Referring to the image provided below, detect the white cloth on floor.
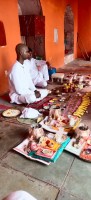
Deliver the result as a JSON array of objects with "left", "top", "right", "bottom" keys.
[
  {"left": 24, "top": 58, "right": 49, "bottom": 87},
  {"left": 20, "top": 108, "right": 40, "bottom": 119},
  {"left": 3, "top": 190, "right": 37, "bottom": 200},
  {"left": 9, "top": 61, "right": 48, "bottom": 104}
]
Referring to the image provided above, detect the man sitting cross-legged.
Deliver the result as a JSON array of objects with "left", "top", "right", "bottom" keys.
[{"left": 9, "top": 43, "right": 48, "bottom": 104}]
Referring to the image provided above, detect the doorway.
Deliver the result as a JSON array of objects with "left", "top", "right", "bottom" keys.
[
  {"left": 64, "top": 5, "right": 74, "bottom": 64},
  {"left": 18, "top": 0, "right": 45, "bottom": 59}
]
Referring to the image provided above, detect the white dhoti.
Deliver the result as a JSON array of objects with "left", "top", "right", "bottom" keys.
[{"left": 9, "top": 89, "right": 49, "bottom": 104}]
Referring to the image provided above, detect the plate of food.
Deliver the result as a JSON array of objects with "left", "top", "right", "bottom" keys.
[
  {"left": 2, "top": 108, "right": 21, "bottom": 118},
  {"left": 40, "top": 114, "right": 80, "bottom": 134},
  {"left": 40, "top": 116, "right": 68, "bottom": 133}
]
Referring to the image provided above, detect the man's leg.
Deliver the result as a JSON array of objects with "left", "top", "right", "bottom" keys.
[
  {"left": 19, "top": 94, "right": 36, "bottom": 104},
  {"left": 10, "top": 93, "right": 36, "bottom": 104}
]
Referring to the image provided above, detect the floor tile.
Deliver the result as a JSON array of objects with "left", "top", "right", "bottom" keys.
[
  {"left": 63, "top": 157, "right": 91, "bottom": 200},
  {"left": 2, "top": 151, "right": 74, "bottom": 188},
  {"left": 57, "top": 190, "right": 83, "bottom": 200},
  {"left": 0, "top": 121, "right": 28, "bottom": 158},
  {"left": 0, "top": 165, "right": 58, "bottom": 200}
]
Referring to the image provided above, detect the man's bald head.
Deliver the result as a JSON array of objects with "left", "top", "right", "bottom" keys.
[
  {"left": 15, "top": 43, "right": 30, "bottom": 62},
  {"left": 15, "top": 43, "right": 27, "bottom": 55}
]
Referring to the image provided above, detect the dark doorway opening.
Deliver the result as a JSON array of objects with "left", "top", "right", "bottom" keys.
[
  {"left": 64, "top": 5, "right": 74, "bottom": 64},
  {"left": 18, "top": 0, "right": 45, "bottom": 59}
]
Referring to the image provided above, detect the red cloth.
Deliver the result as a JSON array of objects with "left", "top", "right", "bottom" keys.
[{"left": 27, "top": 96, "right": 52, "bottom": 109}]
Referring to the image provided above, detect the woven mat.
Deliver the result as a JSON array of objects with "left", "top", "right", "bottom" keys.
[
  {"left": 0, "top": 104, "right": 11, "bottom": 111},
  {"left": 27, "top": 96, "right": 53, "bottom": 109}
]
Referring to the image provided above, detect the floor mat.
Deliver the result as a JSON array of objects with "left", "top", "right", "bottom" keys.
[
  {"left": 0, "top": 93, "right": 10, "bottom": 102},
  {"left": 0, "top": 104, "right": 11, "bottom": 111}
]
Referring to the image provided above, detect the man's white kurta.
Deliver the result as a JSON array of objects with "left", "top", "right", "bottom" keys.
[{"left": 9, "top": 61, "right": 48, "bottom": 104}]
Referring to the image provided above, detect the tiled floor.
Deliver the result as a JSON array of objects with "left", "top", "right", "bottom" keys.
[{"left": 0, "top": 59, "right": 91, "bottom": 200}]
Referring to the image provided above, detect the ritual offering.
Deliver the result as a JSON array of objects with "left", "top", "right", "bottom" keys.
[
  {"left": 13, "top": 86, "right": 91, "bottom": 163},
  {"left": 40, "top": 107, "right": 80, "bottom": 133},
  {"left": 13, "top": 138, "right": 50, "bottom": 165},
  {"left": 75, "top": 125, "right": 90, "bottom": 140},
  {"left": 41, "top": 116, "right": 68, "bottom": 133},
  {"left": 26, "top": 131, "right": 70, "bottom": 163},
  {"left": 73, "top": 93, "right": 90, "bottom": 118},
  {"left": 13, "top": 127, "right": 70, "bottom": 164},
  {"left": 65, "top": 123, "right": 91, "bottom": 162},
  {"left": 43, "top": 103, "right": 50, "bottom": 110},
  {"left": 80, "top": 141, "right": 91, "bottom": 161},
  {"left": 2, "top": 108, "right": 21, "bottom": 117},
  {"left": 68, "top": 115, "right": 80, "bottom": 129},
  {"left": 62, "top": 83, "right": 77, "bottom": 93},
  {"left": 29, "top": 124, "right": 45, "bottom": 140},
  {"left": 63, "top": 92, "right": 90, "bottom": 117},
  {"left": 51, "top": 87, "right": 62, "bottom": 95}
]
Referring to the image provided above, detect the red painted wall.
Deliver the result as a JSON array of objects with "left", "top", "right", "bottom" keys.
[
  {"left": 0, "top": 0, "right": 21, "bottom": 94},
  {"left": 78, "top": 0, "right": 91, "bottom": 59},
  {"left": 40, "top": 0, "right": 78, "bottom": 67}
]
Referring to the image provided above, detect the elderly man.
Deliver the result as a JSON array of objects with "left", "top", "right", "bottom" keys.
[
  {"left": 24, "top": 48, "right": 49, "bottom": 87},
  {"left": 9, "top": 43, "right": 48, "bottom": 104}
]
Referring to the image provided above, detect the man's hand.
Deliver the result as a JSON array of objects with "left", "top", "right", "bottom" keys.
[{"left": 34, "top": 90, "right": 41, "bottom": 98}]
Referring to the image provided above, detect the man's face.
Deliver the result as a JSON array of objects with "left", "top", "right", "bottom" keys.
[{"left": 21, "top": 46, "right": 30, "bottom": 60}]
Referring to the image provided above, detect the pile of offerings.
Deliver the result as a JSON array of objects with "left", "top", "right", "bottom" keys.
[
  {"left": 66, "top": 123, "right": 91, "bottom": 162},
  {"left": 23, "top": 124, "right": 70, "bottom": 163}
]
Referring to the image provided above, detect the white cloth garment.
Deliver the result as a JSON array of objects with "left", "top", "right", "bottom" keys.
[
  {"left": 24, "top": 58, "right": 49, "bottom": 87},
  {"left": 2, "top": 190, "right": 37, "bottom": 200},
  {"left": 20, "top": 108, "right": 40, "bottom": 119},
  {"left": 9, "top": 61, "right": 48, "bottom": 104}
]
